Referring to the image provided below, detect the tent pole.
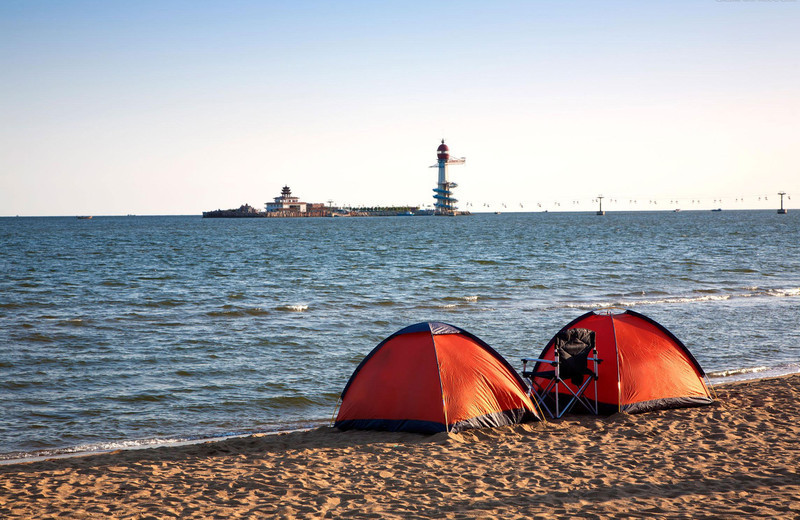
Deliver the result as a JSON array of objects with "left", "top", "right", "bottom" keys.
[
  {"left": 330, "top": 398, "right": 342, "bottom": 427},
  {"left": 704, "top": 374, "right": 718, "bottom": 400}
]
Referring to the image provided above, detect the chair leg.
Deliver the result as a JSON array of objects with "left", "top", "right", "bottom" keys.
[{"left": 529, "top": 379, "right": 557, "bottom": 419}]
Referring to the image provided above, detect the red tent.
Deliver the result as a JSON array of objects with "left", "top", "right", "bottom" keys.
[
  {"left": 531, "top": 310, "right": 713, "bottom": 414},
  {"left": 335, "top": 322, "right": 541, "bottom": 433}
]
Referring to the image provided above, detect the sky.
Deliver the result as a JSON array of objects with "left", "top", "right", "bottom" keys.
[{"left": 1, "top": 0, "right": 798, "bottom": 215}]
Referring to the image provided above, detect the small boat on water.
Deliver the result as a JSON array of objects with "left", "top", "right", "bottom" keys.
[
  {"left": 76, "top": 216, "right": 93, "bottom": 220},
  {"left": 711, "top": 208, "right": 722, "bottom": 212}
]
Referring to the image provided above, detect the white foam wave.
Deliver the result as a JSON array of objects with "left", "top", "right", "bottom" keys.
[
  {"left": 1, "top": 424, "right": 326, "bottom": 465},
  {"left": 707, "top": 363, "right": 800, "bottom": 384},
  {"left": 463, "top": 295, "right": 479, "bottom": 302},
  {"left": 277, "top": 304, "right": 309, "bottom": 312},
  {"left": 707, "top": 366, "right": 769, "bottom": 379},
  {"left": 766, "top": 287, "right": 800, "bottom": 297},
  {"left": 563, "top": 294, "right": 731, "bottom": 310},
  {"left": 561, "top": 286, "right": 799, "bottom": 311},
  {"left": 0, "top": 437, "right": 187, "bottom": 464}
]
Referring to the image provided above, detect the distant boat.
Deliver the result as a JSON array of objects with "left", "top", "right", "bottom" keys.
[
  {"left": 76, "top": 216, "right": 93, "bottom": 220},
  {"left": 711, "top": 208, "right": 722, "bottom": 212},
  {"left": 674, "top": 209, "right": 681, "bottom": 212},
  {"left": 396, "top": 211, "right": 414, "bottom": 216}
]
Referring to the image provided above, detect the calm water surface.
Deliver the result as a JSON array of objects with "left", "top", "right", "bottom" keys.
[{"left": 1, "top": 211, "right": 799, "bottom": 459}]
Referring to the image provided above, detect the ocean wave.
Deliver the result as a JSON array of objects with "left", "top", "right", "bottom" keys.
[
  {"left": 275, "top": 304, "right": 309, "bottom": 312},
  {"left": 100, "top": 279, "right": 126, "bottom": 287},
  {"left": 258, "top": 395, "right": 319, "bottom": 409},
  {"left": 469, "top": 259, "right": 500, "bottom": 265},
  {"left": 558, "top": 286, "right": 800, "bottom": 311},
  {"left": 0, "top": 421, "right": 329, "bottom": 464},
  {"left": 207, "top": 307, "right": 269, "bottom": 318},
  {"left": 561, "top": 294, "right": 732, "bottom": 310},
  {"left": 108, "top": 393, "right": 170, "bottom": 403},
  {"left": 707, "top": 366, "right": 768, "bottom": 379},
  {"left": 22, "top": 332, "right": 56, "bottom": 343},
  {"left": 442, "top": 295, "right": 480, "bottom": 303},
  {"left": 56, "top": 318, "right": 88, "bottom": 327},
  {"left": 0, "top": 436, "right": 191, "bottom": 463},
  {"left": 706, "top": 363, "right": 800, "bottom": 384},
  {"left": 765, "top": 287, "right": 800, "bottom": 297},
  {"left": 141, "top": 299, "right": 186, "bottom": 308}
]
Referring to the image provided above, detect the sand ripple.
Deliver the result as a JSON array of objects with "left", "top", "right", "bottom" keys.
[{"left": 2, "top": 375, "right": 799, "bottom": 519}]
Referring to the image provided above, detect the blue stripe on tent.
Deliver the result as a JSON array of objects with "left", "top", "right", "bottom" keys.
[
  {"left": 334, "top": 418, "right": 447, "bottom": 434},
  {"left": 336, "top": 408, "right": 540, "bottom": 434},
  {"left": 393, "top": 322, "right": 435, "bottom": 335},
  {"left": 449, "top": 408, "right": 539, "bottom": 433},
  {"left": 394, "top": 322, "right": 461, "bottom": 335},
  {"left": 537, "top": 396, "right": 714, "bottom": 416},
  {"left": 620, "top": 396, "right": 714, "bottom": 414}
]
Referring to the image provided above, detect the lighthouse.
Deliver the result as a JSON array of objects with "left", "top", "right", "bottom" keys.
[{"left": 431, "top": 139, "right": 465, "bottom": 216}]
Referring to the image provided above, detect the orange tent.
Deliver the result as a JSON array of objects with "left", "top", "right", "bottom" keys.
[
  {"left": 531, "top": 310, "right": 713, "bottom": 414},
  {"left": 335, "top": 322, "right": 541, "bottom": 433}
]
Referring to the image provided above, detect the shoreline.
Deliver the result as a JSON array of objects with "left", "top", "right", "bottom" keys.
[
  {"left": 2, "top": 364, "right": 798, "bottom": 466},
  {"left": 2, "top": 374, "right": 799, "bottom": 518}
]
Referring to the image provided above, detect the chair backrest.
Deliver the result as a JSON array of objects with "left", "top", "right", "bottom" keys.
[{"left": 554, "top": 328, "right": 595, "bottom": 384}]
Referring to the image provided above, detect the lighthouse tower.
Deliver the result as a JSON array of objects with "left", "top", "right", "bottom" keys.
[{"left": 431, "top": 139, "right": 465, "bottom": 216}]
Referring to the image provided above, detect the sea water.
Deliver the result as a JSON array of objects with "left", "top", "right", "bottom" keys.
[{"left": 1, "top": 211, "right": 799, "bottom": 460}]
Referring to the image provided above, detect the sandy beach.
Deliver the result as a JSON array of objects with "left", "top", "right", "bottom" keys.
[{"left": 2, "top": 374, "right": 799, "bottom": 519}]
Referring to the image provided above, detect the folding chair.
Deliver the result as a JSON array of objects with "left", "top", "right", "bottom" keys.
[{"left": 522, "top": 328, "right": 602, "bottom": 418}]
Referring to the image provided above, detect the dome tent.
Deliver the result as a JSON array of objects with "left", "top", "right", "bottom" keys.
[
  {"left": 335, "top": 322, "right": 541, "bottom": 433},
  {"left": 530, "top": 310, "right": 713, "bottom": 414}
]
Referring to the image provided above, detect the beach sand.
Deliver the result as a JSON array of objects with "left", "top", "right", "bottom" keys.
[{"left": 2, "top": 375, "right": 799, "bottom": 519}]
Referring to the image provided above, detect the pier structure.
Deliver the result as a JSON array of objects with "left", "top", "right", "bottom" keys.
[
  {"left": 430, "top": 139, "right": 465, "bottom": 216},
  {"left": 778, "top": 191, "right": 788, "bottom": 214},
  {"left": 266, "top": 186, "right": 307, "bottom": 213}
]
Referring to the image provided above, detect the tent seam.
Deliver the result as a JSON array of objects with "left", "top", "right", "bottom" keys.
[
  {"left": 429, "top": 323, "right": 449, "bottom": 433},
  {"left": 610, "top": 313, "right": 622, "bottom": 413}
]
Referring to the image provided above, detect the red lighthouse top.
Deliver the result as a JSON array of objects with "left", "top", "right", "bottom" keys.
[{"left": 437, "top": 139, "right": 449, "bottom": 161}]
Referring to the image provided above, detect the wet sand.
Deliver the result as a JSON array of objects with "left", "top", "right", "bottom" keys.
[{"left": 2, "top": 374, "right": 799, "bottom": 519}]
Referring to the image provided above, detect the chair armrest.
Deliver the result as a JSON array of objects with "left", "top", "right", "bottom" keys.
[{"left": 522, "top": 358, "right": 556, "bottom": 365}]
